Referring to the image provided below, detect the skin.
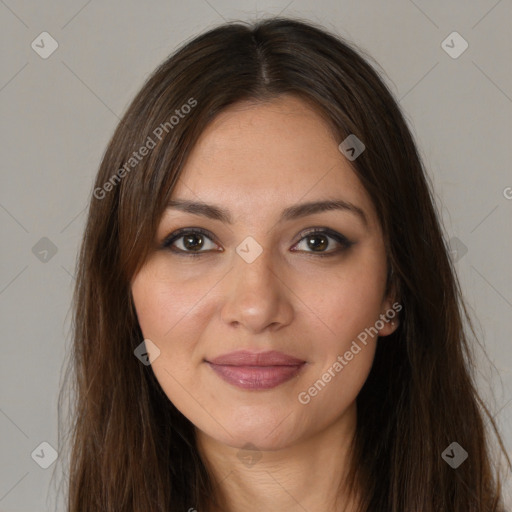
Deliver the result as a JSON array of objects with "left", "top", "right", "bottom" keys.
[{"left": 131, "top": 94, "right": 399, "bottom": 512}]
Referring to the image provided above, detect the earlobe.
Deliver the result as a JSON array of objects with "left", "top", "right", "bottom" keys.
[
  {"left": 377, "top": 309, "right": 400, "bottom": 337},
  {"left": 378, "top": 267, "right": 401, "bottom": 336},
  {"left": 384, "top": 316, "right": 399, "bottom": 335},
  {"left": 378, "top": 296, "right": 401, "bottom": 337}
]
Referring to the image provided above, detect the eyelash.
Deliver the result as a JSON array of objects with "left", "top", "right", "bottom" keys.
[{"left": 161, "top": 227, "right": 354, "bottom": 258}]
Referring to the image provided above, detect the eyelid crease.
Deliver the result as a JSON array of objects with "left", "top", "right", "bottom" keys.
[{"left": 294, "top": 226, "right": 353, "bottom": 245}]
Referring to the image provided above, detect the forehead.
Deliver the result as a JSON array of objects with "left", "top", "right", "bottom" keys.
[{"left": 171, "top": 95, "right": 376, "bottom": 227}]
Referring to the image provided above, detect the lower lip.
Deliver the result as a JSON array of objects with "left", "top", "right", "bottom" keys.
[{"left": 207, "top": 363, "right": 305, "bottom": 390}]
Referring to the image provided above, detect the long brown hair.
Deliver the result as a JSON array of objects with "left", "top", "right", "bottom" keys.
[{"left": 56, "top": 17, "right": 510, "bottom": 511}]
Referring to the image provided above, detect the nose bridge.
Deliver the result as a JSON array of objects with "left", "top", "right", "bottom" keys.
[
  {"left": 237, "top": 239, "right": 273, "bottom": 280},
  {"left": 233, "top": 243, "right": 279, "bottom": 304},
  {"left": 220, "top": 242, "right": 293, "bottom": 332}
]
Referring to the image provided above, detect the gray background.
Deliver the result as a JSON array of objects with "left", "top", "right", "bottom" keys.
[{"left": 1, "top": 1, "right": 511, "bottom": 510}]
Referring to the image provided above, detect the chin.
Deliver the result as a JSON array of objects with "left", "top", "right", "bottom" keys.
[{"left": 202, "top": 408, "right": 304, "bottom": 452}]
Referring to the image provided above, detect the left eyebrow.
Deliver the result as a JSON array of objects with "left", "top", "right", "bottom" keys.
[
  {"left": 166, "top": 198, "right": 368, "bottom": 227},
  {"left": 280, "top": 199, "right": 368, "bottom": 227}
]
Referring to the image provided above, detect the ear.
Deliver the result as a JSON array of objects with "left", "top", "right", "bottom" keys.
[{"left": 377, "top": 275, "right": 401, "bottom": 337}]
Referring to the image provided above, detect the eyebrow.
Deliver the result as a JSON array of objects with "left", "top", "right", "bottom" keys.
[{"left": 166, "top": 198, "right": 368, "bottom": 227}]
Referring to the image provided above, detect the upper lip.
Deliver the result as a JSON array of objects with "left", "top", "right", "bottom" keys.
[{"left": 207, "top": 350, "right": 305, "bottom": 366}]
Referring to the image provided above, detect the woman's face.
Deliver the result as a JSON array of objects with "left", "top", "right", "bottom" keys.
[{"left": 131, "top": 95, "right": 398, "bottom": 451}]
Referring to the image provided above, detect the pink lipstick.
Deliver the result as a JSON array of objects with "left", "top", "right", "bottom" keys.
[{"left": 206, "top": 350, "right": 306, "bottom": 390}]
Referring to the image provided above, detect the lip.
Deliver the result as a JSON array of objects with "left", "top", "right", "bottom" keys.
[{"left": 206, "top": 350, "right": 306, "bottom": 390}]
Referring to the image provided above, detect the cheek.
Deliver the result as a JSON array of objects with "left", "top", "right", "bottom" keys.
[
  {"left": 297, "top": 253, "right": 386, "bottom": 351},
  {"left": 131, "top": 262, "right": 215, "bottom": 342},
  {"left": 297, "top": 340, "right": 376, "bottom": 431},
  {"left": 328, "top": 277, "right": 385, "bottom": 349},
  {"left": 293, "top": 254, "right": 385, "bottom": 405},
  {"left": 131, "top": 265, "right": 215, "bottom": 402},
  {"left": 295, "top": 274, "right": 382, "bottom": 416}
]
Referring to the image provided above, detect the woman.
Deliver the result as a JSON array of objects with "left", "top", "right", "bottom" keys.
[{"left": 59, "top": 17, "right": 509, "bottom": 511}]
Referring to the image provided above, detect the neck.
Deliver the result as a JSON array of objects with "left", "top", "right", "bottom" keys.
[{"left": 196, "top": 403, "right": 360, "bottom": 512}]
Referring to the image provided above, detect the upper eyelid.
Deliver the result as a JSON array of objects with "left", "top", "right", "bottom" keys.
[{"left": 162, "top": 227, "right": 219, "bottom": 246}]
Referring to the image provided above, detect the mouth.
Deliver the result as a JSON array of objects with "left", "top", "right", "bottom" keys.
[{"left": 205, "top": 350, "right": 306, "bottom": 390}]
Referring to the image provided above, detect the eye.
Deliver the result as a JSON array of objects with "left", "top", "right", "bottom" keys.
[
  {"left": 161, "top": 227, "right": 354, "bottom": 258},
  {"left": 291, "top": 228, "right": 354, "bottom": 257},
  {"left": 161, "top": 228, "right": 221, "bottom": 256}
]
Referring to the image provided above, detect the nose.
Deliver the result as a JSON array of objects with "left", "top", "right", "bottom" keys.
[{"left": 219, "top": 248, "right": 294, "bottom": 334}]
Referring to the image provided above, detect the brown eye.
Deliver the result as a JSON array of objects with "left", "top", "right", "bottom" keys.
[
  {"left": 162, "top": 228, "right": 221, "bottom": 255},
  {"left": 305, "top": 234, "right": 329, "bottom": 252},
  {"left": 182, "top": 233, "right": 205, "bottom": 251},
  {"left": 292, "top": 228, "right": 354, "bottom": 256}
]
